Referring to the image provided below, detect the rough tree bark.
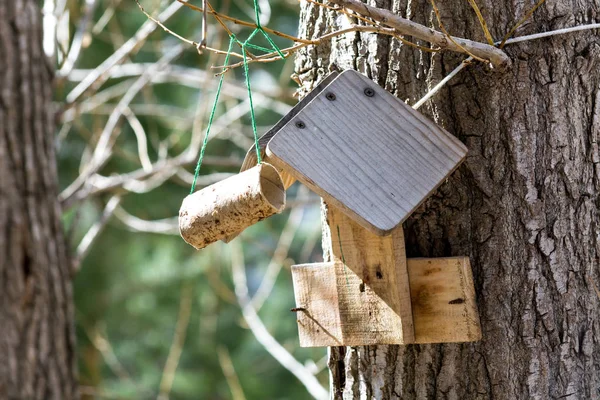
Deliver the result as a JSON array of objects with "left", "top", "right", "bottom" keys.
[
  {"left": 296, "top": 0, "right": 600, "bottom": 399},
  {"left": 0, "top": 1, "right": 78, "bottom": 399}
]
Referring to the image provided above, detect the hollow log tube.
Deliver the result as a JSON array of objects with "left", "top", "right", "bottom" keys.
[{"left": 179, "top": 163, "right": 286, "bottom": 249}]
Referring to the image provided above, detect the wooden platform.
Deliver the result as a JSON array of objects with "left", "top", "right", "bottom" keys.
[{"left": 291, "top": 256, "right": 481, "bottom": 347}]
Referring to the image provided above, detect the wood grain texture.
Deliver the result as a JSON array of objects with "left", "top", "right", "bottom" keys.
[
  {"left": 238, "top": 72, "right": 340, "bottom": 189},
  {"left": 291, "top": 262, "right": 344, "bottom": 347},
  {"left": 291, "top": 257, "right": 481, "bottom": 347},
  {"left": 325, "top": 204, "right": 414, "bottom": 345},
  {"left": 266, "top": 70, "right": 468, "bottom": 236},
  {"left": 408, "top": 257, "right": 481, "bottom": 344}
]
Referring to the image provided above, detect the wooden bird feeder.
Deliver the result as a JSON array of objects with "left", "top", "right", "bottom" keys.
[
  {"left": 181, "top": 69, "right": 482, "bottom": 346},
  {"left": 238, "top": 70, "right": 481, "bottom": 346}
]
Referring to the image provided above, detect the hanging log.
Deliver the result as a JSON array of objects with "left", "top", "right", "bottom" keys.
[{"left": 179, "top": 163, "right": 285, "bottom": 249}]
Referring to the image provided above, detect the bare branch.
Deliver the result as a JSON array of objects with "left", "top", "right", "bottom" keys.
[
  {"left": 251, "top": 185, "right": 309, "bottom": 311},
  {"left": 73, "top": 195, "right": 122, "bottom": 274},
  {"left": 176, "top": 0, "right": 313, "bottom": 44},
  {"left": 157, "top": 284, "right": 194, "bottom": 400},
  {"left": 57, "top": 0, "right": 98, "bottom": 77},
  {"left": 65, "top": 0, "right": 184, "bottom": 104},
  {"left": 114, "top": 207, "right": 179, "bottom": 235},
  {"left": 217, "top": 346, "right": 247, "bottom": 400},
  {"left": 123, "top": 107, "right": 153, "bottom": 172},
  {"left": 62, "top": 154, "right": 241, "bottom": 209},
  {"left": 327, "top": 0, "right": 510, "bottom": 69},
  {"left": 92, "top": 0, "right": 123, "bottom": 35},
  {"left": 66, "top": 64, "right": 293, "bottom": 114},
  {"left": 216, "top": 25, "right": 432, "bottom": 70},
  {"left": 230, "top": 241, "right": 328, "bottom": 400},
  {"left": 466, "top": 0, "right": 495, "bottom": 46},
  {"left": 412, "top": 57, "right": 472, "bottom": 110},
  {"left": 502, "top": 23, "right": 600, "bottom": 46},
  {"left": 60, "top": 44, "right": 185, "bottom": 206},
  {"left": 429, "top": 0, "right": 488, "bottom": 63}
]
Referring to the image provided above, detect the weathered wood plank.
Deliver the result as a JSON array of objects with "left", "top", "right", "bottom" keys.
[
  {"left": 408, "top": 257, "right": 481, "bottom": 344},
  {"left": 291, "top": 263, "right": 344, "bottom": 347},
  {"left": 266, "top": 70, "right": 467, "bottom": 236},
  {"left": 291, "top": 256, "right": 481, "bottom": 347},
  {"left": 324, "top": 204, "right": 414, "bottom": 345},
  {"left": 237, "top": 71, "right": 340, "bottom": 189}
]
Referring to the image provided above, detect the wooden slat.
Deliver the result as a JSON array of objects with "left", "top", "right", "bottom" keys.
[
  {"left": 408, "top": 257, "right": 481, "bottom": 344},
  {"left": 266, "top": 70, "right": 468, "bottom": 236},
  {"left": 291, "top": 263, "right": 344, "bottom": 347},
  {"left": 291, "top": 256, "right": 481, "bottom": 347},
  {"left": 325, "top": 204, "right": 414, "bottom": 345}
]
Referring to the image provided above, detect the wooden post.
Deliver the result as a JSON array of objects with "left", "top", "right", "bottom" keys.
[{"left": 322, "top": 203, "right": 415, "bottom": 345}]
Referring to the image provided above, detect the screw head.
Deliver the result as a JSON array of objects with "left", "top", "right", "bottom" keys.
[
  {"left": 325, "top": 92, "right": 336, "bottom": 101},
  {"left": 295, "top": 121, "right": 306, "bottom": 129},
  {"left": 364, "top": 88, "right": 375, "bottom": 97}
]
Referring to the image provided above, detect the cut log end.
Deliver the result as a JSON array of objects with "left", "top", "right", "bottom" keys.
[{"left": 179, "top": 163, "right": 285, "bottom": 249}]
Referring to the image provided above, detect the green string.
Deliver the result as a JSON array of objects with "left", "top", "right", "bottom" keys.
[
  {"left": 189, "top": 4, "right": 286, "bottom": 194},
  {"left": 242, "top": 44, "right": 262, "bottom": 165},
  {"left": 190, "top": 36, "right": 235, "bottom": 194}
]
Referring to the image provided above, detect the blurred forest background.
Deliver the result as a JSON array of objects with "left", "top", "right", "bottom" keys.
[{"left": 50, "top": 0, "right": 328, "bottom": 398}]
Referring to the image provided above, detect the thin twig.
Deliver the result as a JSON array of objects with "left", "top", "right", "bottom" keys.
[
  {"left": 500, "top": 0, "right": 547, "bottom": 48},
  {"left": 412, "top": 57, "right": 472, "bottom": 110},
  {"left": 57, "top": 0, "right": 98, "bottom": 77},
  {"left": 133, "top": 0, "right": 239, "bottom": 57},
  {"left": 217, "top": 346, "right": 247, "bottom": 400},
  {"left": 502, "top": 23, "right": 600, "bottom": 45},
  {"left": 92, "top": 0, "right": 123, "bottom": 34},
  {"left": 123, "top": 107, "right": 153, "bottom": 172},
  {"left": 430, "top": 0, "right": 487, "bottom": 63},
  {"left": 157, "top": 284, "right": 194, "bottom": 400},
  {"left": 176, "top": 0, "right": 313, "bottom": 44},
  {"left": 251, "top": 185, "right": 308, "bottom": 311},
  {"left": 230, "top": 241, "right": 328, "bottom": 400},
  {"left": 466, "top": 0, "right": 494, "bottom": 45},
  {"left": 114, "top": 207, "right": 179, "bottom": 235},
  {"left": 73, "top": 195, "right": 122, "bottom": 274},
  {"left": 411, "top": 22, "right": 600, "bottom": 108},
  {"left": 216, "top": 25, "right": 430, "bottom": 69},
  {"left": 60, "top": 44, "right": 185, "bottom": 206},
  {"left": 65, "top": 64, "right": 292, "bottom": 110},
  {"left": 200, "top": 0, "right": 208, "bottom": 49},
  {"left": 79, "top": 322, "right": 136, "bottom": 384},
  {"left": 65, "top": 1, "right": 184, "bottom": 104},
  {"left": 302, "top": 0, "right": 439, "bottom": 53}
]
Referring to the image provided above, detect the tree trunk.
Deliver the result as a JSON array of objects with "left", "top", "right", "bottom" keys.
[
  {"left": 296, "top": 1, "right": 600, "bottom": 398},
  {"left": 0, "top": 1, "right": 78, "bottom": 399}
]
